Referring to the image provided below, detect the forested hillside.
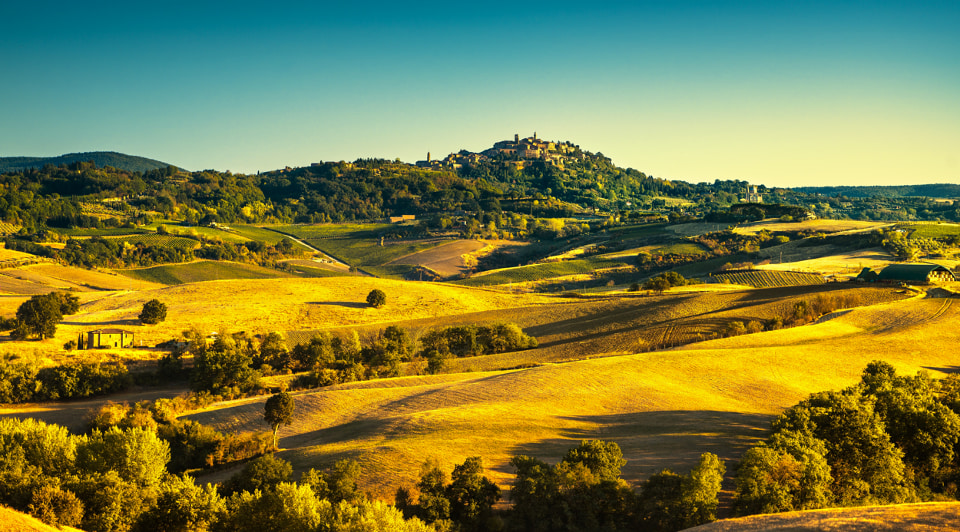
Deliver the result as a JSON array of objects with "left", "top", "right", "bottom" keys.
[{"left": 0, "top": 151, "right": 176, "bottom": 173}]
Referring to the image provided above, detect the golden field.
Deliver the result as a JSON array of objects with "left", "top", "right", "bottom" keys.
[{"left": 3, "top": 255, "right": 960, "bottom": 526}]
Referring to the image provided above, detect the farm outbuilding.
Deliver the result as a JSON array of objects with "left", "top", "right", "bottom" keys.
[
  {"left": 869, "top": 263, "right": 957, "bottom": 284},
  {"left": 80, "top": 329, "right": 134, "bottom": 349}
]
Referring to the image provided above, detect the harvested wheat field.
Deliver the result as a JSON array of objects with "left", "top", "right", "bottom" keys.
[
  {"left": 386, "top": 239, "right": 497, "bottom": 278},
  {"left": 733, "top": 219, "right": 892, "bottom": 235},
  {"left": 187, "top": 288, "right": 960, "bottom": 502},
  {"left": 687, "top": 501, "right": 960, "bottom": 531}
]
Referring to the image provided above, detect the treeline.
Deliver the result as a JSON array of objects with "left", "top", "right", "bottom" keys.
[
  {"left": 0, "top": 415, "right": 426, "bottom": 532},
  {"left": 399, "top": 439, "right": 724, "bottom": 532},
  {"left": 733, "top": 362, "right": 960, "bottom": 513},
  {"left": 0, "top": 358, "right": 130, "bottom": 403},
  {"left": 0, "top": 415, "right": 722, "bottom": 532},
  {"left": 4, "top": 232, "right": 300, "bottom": 269}
]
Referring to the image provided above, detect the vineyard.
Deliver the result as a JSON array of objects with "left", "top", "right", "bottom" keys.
[
  {"left": 710, "top": 269, "right": 825, "bottom": 288},
  {"left": 106, "top": 234, "right": 200, "bottom": 251}
]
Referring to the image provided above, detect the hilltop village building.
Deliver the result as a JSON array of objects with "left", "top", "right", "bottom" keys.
[{"left": 416, "top": 133, "right": 584, "bottom": 171}]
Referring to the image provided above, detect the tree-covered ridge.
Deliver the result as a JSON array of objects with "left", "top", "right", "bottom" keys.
[
  {"left": 796, "top": 184, "right": 960, "bottom": 199},
  {"left": 0, "top": 151, "right": 177, "bottom": 174}
]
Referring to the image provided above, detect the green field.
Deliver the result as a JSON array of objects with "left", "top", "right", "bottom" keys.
[
  {"left": 276, "top": 224, "right": 442, "bottom": 268},
  {"left": 652, "top": 242, "right": 709, "bottom": 256},
  {"left": 901, "top": 223, "right": 960, "bottom": 239},
  {"left": 710, "top": 270, "right": 825, "bottom": 288},
  {"left": 117, "top": 260, "right": 295, "bottom": 285},
  {"left": 455, "top": 257, "right": 628, "bottom": 286}
]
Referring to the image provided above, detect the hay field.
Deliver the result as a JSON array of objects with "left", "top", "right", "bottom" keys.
[
  {"left": 733, "top": 219, "right": 891, "bottom": 235},
  {"left": 187, "top": 286, "right": 947, "bottom": 501},
  {"left": 386, "top": 239, "right": 494, "bottom": 278},
  {"left": 755, "top": 248, "right": 894, "bottom": 275},
  {"left": 688, "top": 502, "right": 960, "bottom": 531}
]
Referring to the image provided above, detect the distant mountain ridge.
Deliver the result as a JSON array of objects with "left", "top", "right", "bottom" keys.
[
  {"left": 0, "top": 151, "right": 179, "bottom": 173},
  {"left": 795, "top": 184, "right": 960, "bottom": 198}
]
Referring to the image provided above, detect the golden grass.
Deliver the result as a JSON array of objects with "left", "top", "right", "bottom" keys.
[
  {"left": 0, "top": 505, "right": 82, "bottom": 532},
  {"left": 183, "top": 288, "right": 954, "bottom": 502},
  {"left": 687, "top": 502, "right": 960, "bottom": 531},
  {"left": 733, "top": 219, "right": 892, "bottom": 235},
  {"left": 385, "top": 239, "right": 493, "bottom": 277},
  {"left": 0, "top": 276, "right": 554, "bottom": 362}
]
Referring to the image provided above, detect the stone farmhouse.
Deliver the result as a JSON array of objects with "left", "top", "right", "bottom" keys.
[{"left": 79, "top": 329, "right": 135, "bottom": 349}]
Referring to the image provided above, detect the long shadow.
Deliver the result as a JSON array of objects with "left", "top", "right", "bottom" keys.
[
  {"left": 499, "top": 410, "right": 774, "bottom": 487},
  {"left": 309, "top": 301, "right": 369, "bottom": 309},
  {"left": 61, "top": 318, "right": 141, "bottom": 327},
  {"left": 923, "top": 366, "right": 960, "bottom": 374}
]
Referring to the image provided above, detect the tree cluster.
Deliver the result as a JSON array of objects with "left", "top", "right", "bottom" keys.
[{"left": 734, "top": 361, "right": 960, "bottom": 514}]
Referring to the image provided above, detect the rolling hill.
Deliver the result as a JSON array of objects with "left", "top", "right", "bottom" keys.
[{"left": 0, "top": 151, "right": 178, "bottom": 173}]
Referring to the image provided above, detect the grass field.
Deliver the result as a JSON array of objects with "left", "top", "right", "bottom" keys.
[
  {"left": 901, "top": 222, "right": 960, "bottom": 239},
  {"left": 688, "top": 502, "right": 960, "bottom": 531},
  {"left": 184, "top": 291, "right": 960, "bottom": 502},
  {"left": 116, "top": 260, "right": 294, "bottom": 285},
  {"left": 0, "top": 505, "right": 80, "bottom": 532}
]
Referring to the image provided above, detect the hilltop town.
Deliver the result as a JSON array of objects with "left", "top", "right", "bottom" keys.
[{"left": 416, "top": 132, "right": 585, "bottom": 171}]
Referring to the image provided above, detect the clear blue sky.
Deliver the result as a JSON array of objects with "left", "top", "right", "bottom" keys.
[{"left": 2, "top": 1, "right": 957, "bottom": 188}]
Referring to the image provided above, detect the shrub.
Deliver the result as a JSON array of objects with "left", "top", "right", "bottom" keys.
[
  {"left": 139, "top": 299, "right": 167, "bottom": 325},
  {"left": 366, "top": 288, "right": 387, "bottom": 309}
]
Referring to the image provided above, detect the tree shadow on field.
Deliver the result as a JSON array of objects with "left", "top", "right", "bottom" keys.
[
  {"left": 923, "top": 365, "right": 960, "bottom": 374},
  {"left": 309, "top": 301, "right": 369, "bottom": 309},
  {"left": 61, "top": 318, "right": 141, "bottom": 327},
  {"left": 499, "top": 410, "right": 773, "bottom": 486}
]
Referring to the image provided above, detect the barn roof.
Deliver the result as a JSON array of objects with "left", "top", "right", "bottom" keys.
[{"left": 876, "top": 263, "right": 955, "bottom": 282}]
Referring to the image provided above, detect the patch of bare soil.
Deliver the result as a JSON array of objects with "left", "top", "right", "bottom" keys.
[{"left": 387, "top": 239, "right": 495, "bottom": 277}]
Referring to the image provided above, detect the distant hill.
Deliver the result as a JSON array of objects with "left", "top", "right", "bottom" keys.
[
  {"left": 0, "top": 151, "right": 179, "bottom": 173},
  {"left": 796, "top": 184, "right": 960, "bottom": 198}
]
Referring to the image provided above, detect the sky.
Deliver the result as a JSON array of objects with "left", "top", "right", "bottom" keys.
[{"left": 1, "top": 1, "right": 958, "bottom": 188}]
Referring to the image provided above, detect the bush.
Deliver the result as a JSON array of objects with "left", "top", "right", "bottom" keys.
[
  {"left": 139, "top": 299, "right": 167, "bottom": 325},
  {"left": 366, "top": 289, "right": 387, "bottom": 309}
]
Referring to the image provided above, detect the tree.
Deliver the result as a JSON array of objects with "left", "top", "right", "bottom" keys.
[
  {"left": 366, "top": 289, "right": 386, "bottom": 309},
  {"left": 139, "top": 299, "right": 167, "bottom": 325},
  {"left": 263, "top": 392, "right": 295, "bottom": 449},
  {"left": 14, "top": 293, "right": 64, "bottom": 340},
  {"left": 446, "top": 456, "right": 501, "bottom": 531}
]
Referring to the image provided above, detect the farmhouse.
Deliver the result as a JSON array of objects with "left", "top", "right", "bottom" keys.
[
  {"left": 80, "top": 329, "right": 134, "bottom": 349},
  {"left": 863, "top": 263, "right": 957, "bottom": 284}
]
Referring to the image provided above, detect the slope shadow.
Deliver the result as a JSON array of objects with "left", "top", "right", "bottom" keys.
[{"left": 500, "top": 410, "right": 773, "bottom": 485}]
